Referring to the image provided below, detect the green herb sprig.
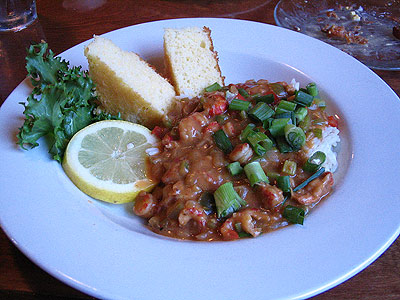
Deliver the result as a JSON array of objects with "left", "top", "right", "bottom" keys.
[{"left": 17, "top": 42, "right": 119, "bottom": 162}]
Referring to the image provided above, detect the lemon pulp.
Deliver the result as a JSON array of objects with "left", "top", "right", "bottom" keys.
[{"left": 62, "top": 120, "right": 158, "bottom": 203}]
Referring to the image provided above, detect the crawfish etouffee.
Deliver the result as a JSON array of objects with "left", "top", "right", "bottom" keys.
[{"left": 133, "top": 79, "right": 340, "bottom": 241}]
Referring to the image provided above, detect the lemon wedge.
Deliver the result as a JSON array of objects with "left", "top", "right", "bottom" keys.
[{"left": 62, "top": 120, "right": 159, "bottom": 204}]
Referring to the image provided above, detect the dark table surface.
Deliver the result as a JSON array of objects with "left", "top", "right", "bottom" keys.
[{"left": 1, "top": 0, "right": 399, "bottom": 299}]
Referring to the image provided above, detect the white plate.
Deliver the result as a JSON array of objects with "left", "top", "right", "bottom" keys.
[{"left": 1, "top": 18, "right": 399, "bottom": 300}]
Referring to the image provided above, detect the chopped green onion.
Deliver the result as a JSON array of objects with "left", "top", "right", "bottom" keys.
[
  {"left": 205, "top": 82, "right": 222, "bottom": 92},
  {"left": 313, "top": 98, "right": 326, "bottom": 109},
  {"left": 294, "top": 90, "right": 314, "bottom": 107},
  {"left": 277, "top": 175, "right": 291, "bottom": 193},
  {"left": 244, "top": 161, "right": 269, "bottom": 186},
  {"left": 247, "top": 131, "right": 273, "bottom": 155},
  {"left": 313, "top": 128, "right": 323, "bottom": 139},
  {"left": 214, "top": 182, "right": 246, "bottom": 218},
  {"left": 295, "top": 107, "right": 308, "bottom": 123},
  {"left": 312, "top": 118, "right": 326, "bottom": 126},
  {"left": 240, "top": 123, "right": 256, "bottom": 141},
  {"left": 274, "top": 111, "right": 296, "bottom": 125},
  {"left": 269, "top": 83, "right": 287, "bottom": 98},
  {"left": 283, "top": 205, "right": 305, "bottom": 225},
  {"left": 275, "top": 100, "right": 297, "bottom": 114},
  {"left": 274, "top": 112, "right": 293, "bottom": 119},
  {"left": 260, "top": 138, "right": 274, "bottom": 152},
  {"left": 290, "top": 111, "right": 297, "bottom": 127},
  {"left": 263, "top": 118, "right": 273, "bottom": 129},
  {"left": 207, "top": 218, "right": 218, "bottom": 229},
  {"left": 269, "top": 118, "right": 291, "bottom": 137},
  {"left": 247, "top": 131, "right": 269, "bottom": 146},
  {"left": 229, "top": 99, "right": 250, "bottom": 111},
  {"left": 298, "top": 114, "right": 310, "bottom": 132},
  {"left": 249, "top": 102, "right": 275, "bottom": 122},
  {"left": 303, "top": 151, "right": 326, "bottom": 173},
  {"left": 238, "top": 88, "right": 250, "bottom": 98},
  {"left": 200, "top": 192, "right": 216, "bottom": 215},
  {"left": 281, "top": 194, "right": 290, "bottom": 207},
  {"left": 284, "top": 124, "right": 306, "bottom": 150},
  {"left": 253, "top": 94, "right": 274, "bottom": 104},
  {"left": 179, "top": 160, "right": 190, "bottom": 176},
  {"left": 238, "top": 231, "right": 252, "bottom": 238},
  {"left": 266, "top": 172, "right": 280, "bottom": 180},
  {"left": 306, "top": 82, "right": 318, "bottom": 97},
  {"left": 227, "top": 161, "right": 243, "bottom": 176},
  {"left": 234, "top": 222, "right": 242, "bottom": 232},
  {"left": 282, "top": 160, "right": 297, "bottom": 176},
  {"left": 293, "top": 167, "right": 326, "bottom": 192},
  {"left": 216, "top": 114, "right": 228, "bottom": 124},
  {"left": 239, "top": 110, "right": 248, "bottom": 120},
  {"left": 252, "top": 143, "right": 266, "bottom": 156},
  {"left": 213, "top": 129, "right": 233, "bottom": 154},
  {"left": 234, "top": 223, "right": 252, "bottom": 238},
  {"left": 276, "top": 136, "right": 294, "bottom": 153}
]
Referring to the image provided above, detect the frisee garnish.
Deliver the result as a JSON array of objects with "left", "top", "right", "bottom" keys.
[{"left": 17, "top": 42, "right": 119, "bottom": 162}]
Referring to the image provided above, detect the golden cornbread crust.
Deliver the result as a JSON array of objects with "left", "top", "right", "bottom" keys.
[{"left": 203, "top": 27, "right": 224, "bottom": 86}]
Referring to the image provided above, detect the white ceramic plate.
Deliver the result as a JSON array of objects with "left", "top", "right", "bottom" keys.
[{"left": 1, "top": 18, "right": 399, "bottom": 300}]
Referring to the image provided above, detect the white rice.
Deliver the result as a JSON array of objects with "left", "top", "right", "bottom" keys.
[
  {"left": 305, "top": 126, "right": 340, "bottom": 172},
  {"left": 290, "top": 78, "right": 300, "bottom": 91}
]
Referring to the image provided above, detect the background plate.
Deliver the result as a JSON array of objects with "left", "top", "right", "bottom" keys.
[
  {"left": 1, "top": 18, "right": 400, "bottom": 300},
  {"left": 274, "top": 0, "right": 400, "bottom": 70}
]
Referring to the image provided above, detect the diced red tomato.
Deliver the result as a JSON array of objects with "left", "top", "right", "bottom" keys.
[
  {"left": 328, "top": 116, "right": 339, "bottom": 128},
  {"left": 236, "top": 93, "right": 247, "bottom": 101},
  {"left": 228, "top": 84, "right": 249, "bottom": 100}
]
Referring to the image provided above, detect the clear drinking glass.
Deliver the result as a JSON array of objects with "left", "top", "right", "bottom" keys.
[{"left": 0, "top": 0, "right": 37, "bottom": 31}]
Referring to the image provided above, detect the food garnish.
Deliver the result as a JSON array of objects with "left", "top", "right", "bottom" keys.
[
  {"left": 283, "top": 205, "right": 305, "bottom": 225},
  {"left": 214, "top": 182, "right": 246, "bottom": 218},
  {"left": 17, "top": 42, "right": 119, "bottom": 162},
  {"left": 62, "top": 120, "right": 158, "bottom": 203}
]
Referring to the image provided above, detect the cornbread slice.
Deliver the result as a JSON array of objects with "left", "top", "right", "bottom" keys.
[
  {"left": 84, "top": 36, "right": 176, "bottom": 128},
  {"left": 164, "top": 26, "right": 224, "bottom": 97}
]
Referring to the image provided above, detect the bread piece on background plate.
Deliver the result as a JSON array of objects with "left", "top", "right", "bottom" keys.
[
  {"left": 164, "top": 26, "right": 224, "bottom": 98},
  {"left": 84, "top": 36, "right": 176, "bottom": 128}
]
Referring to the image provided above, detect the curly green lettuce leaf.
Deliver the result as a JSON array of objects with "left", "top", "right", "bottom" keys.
[
  {"left": 17, "top": 42, "right": 119, "bottom": 162},
  {"left": 25, "top": 43, "right": 69, "bottom": 87}
]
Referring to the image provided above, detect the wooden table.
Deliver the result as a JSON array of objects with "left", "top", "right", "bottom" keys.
[{"left": 1, "top": 1, "right": 399, "bottom": 299}]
